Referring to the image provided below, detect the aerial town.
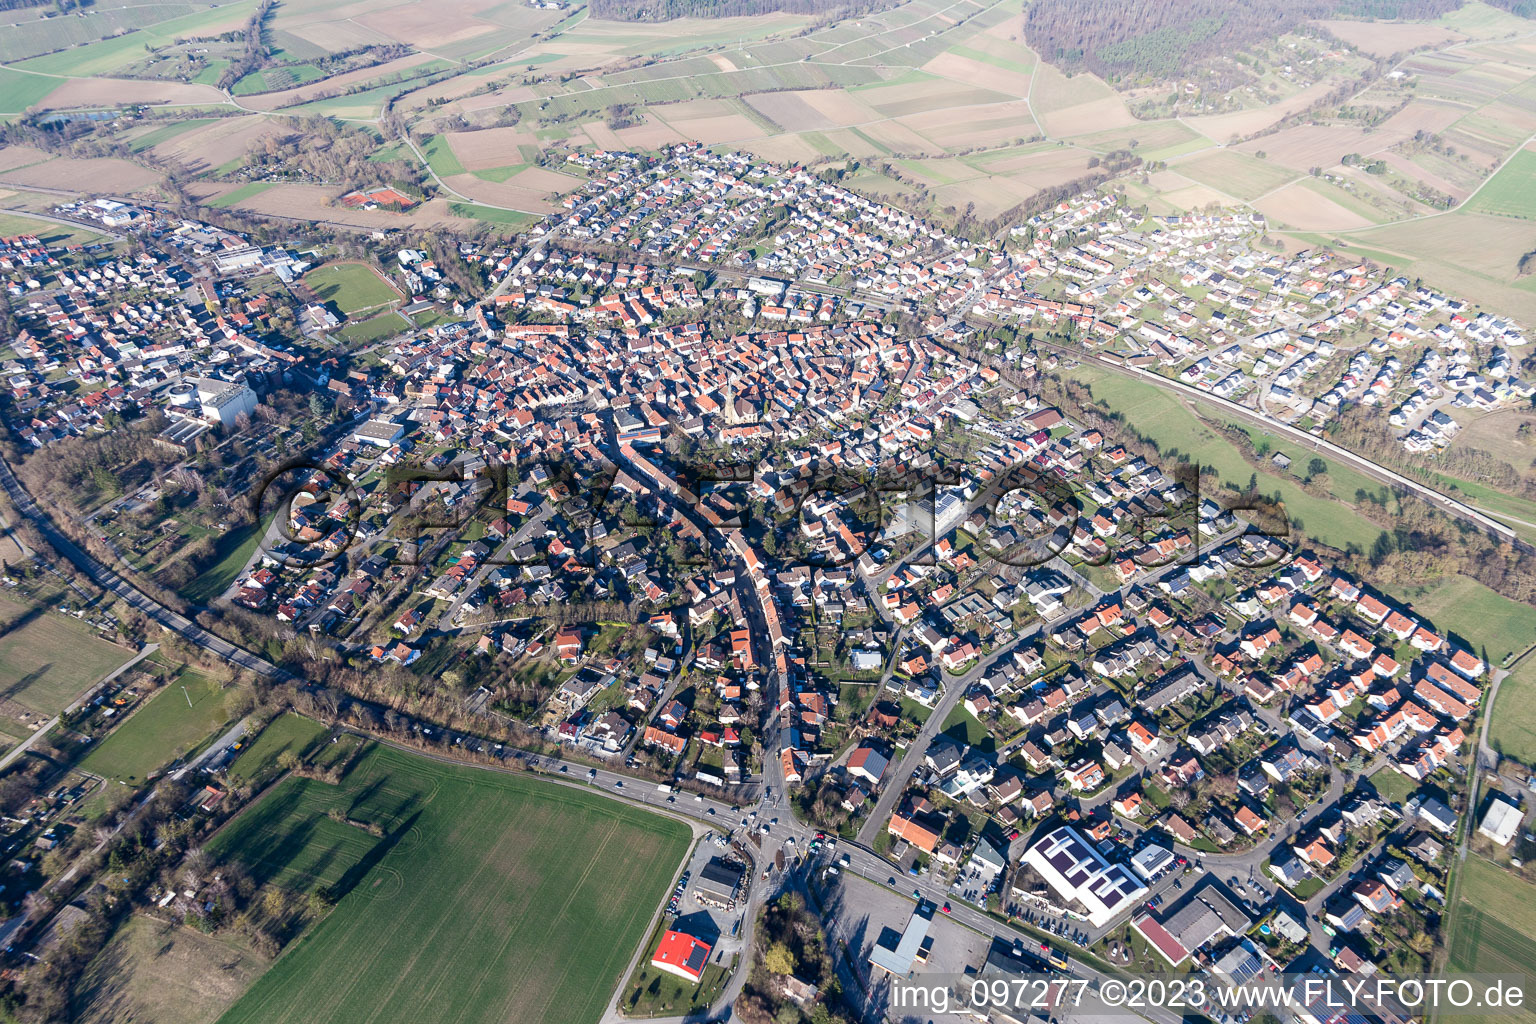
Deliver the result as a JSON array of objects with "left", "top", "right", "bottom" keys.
[{"left": 0, "top": 139, "right": 1532, "bottom": 1024}]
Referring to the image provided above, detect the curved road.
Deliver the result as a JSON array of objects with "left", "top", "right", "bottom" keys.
[{"left": 0, "top": 453, "right": 285, "bottom": 680}]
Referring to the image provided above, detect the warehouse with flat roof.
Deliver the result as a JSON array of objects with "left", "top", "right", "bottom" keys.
[
  {"left": 694, "top": 857, "right": 744, "bottom": 909},
  {"left": 1022, "top": 825, "right": 1147, "bottom": 928},
  {"left": 869, "top": 902, "right": 934, "bottom": 977}
]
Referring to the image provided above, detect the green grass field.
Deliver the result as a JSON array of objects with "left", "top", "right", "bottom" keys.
[
  {"left": 1367, "top": 767, "right": 1419, "bottom": 808},
  {"left": 227, "top": 714, "right": 329, "bottom": 785},
  {"left": 0, "top": 211, "right": 106, "bottom": 247},
  {"left": 1447, "top": 858, "right": 1536, "bottom": 1024},
  {"left": 941, "top": 702, "right": 993, "bottom": 752},
  {"left": 0, "top": 596, "right": 132, "bottom": 718},
  {"left": 304, "top": 263, "right": 400, "bottom": 316},
  {"left": 1465, "top": 148, "right": 1536, "bottom": 219},
  {"left": 0, "top": 67, "right": 59, "bottom": 113},
  {"left": 471, "top": 164, "right": 528, "bottom": 183},
  {"left": 210, "top": 743, "right": 690, "bottom": 1024},
  {"left": 335, "top": 312, "right": 408, "bottom": 345},
  {"left": 1490, "top": 654, "right": 1536, "bottom": 765},
  {"left": 231, "top": 63, "right": 326, "bottom": 96},
  {"left": 422, "top": 134, "right": 467, "bottom": 178},
  {"left": 448, "top": 202, "right": 537, "bottom": 229},
  {"left": 78, "top": 670, "right": 229, "bottom": 784},
  {"left": 1403, "top": 575, "right": 1536, "bottom": 661},
  {"left": 1420, "top": 463, "right": 1536, "bottom": 546},
  {"left": 210, "top": 182, "right": 276, "bottom": 208},
  {"left": 1064, "top": 366, "right": 1382, "bottom": 551},
  {"left": 180, "top": 524, "right": 261, "bottom": 605}
]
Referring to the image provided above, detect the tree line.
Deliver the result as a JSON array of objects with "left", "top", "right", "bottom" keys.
[
  {"left": 218, "top": 0, "right": 275, "bottom": 92},
  {"left": 1023, "top": 0, "right": 1461, "bottom": 81}
]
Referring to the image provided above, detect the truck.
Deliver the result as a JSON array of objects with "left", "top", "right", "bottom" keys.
[{"left": 657, "top": 783, "right": 673, "bottom": 794}]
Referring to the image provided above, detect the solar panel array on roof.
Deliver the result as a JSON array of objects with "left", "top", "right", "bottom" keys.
[
  {"left": 1212, "top": 939, "right": 1264, "bottom": 985},
  {"left": 1024, "top": 826, "right": 1148, "bottom": 928}
]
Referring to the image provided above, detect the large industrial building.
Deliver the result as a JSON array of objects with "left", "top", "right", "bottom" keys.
[
  {"left": 193, "top": 377, "right": 258, "bottom": 429},
  {"left": 1021, "top": 826, "right": 1147, "bottom": 928}
]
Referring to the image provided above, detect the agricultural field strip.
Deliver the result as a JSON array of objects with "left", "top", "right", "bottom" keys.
[
  {"left": 5, "top": 0, "right": 262, "bottom": 78},
  {"left": 14, "top": 0, "right": 1536, "bottom": 243},
  {"left": 1322, "top": 27, "right": 1536, "bottom": 232},
  {"left": 1158, "top": 83, "right": 1527, "bottom": 210},
  {"left": 401, "top": 0, "right": 1533, "bottom": 218},
  {"left": 1153, "top": 32, "right": 1536, "bottom": 218},
  {"left": 415, "top": 0, "right": 1013, "bottom": 131}
]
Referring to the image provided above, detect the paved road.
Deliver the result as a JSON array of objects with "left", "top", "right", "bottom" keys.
[
  {"left": 1027, "top": 338, "right": 1524, "bottom": 547},
  {"left": 172, "top": 717, "right": 251, "bottom": 781},
  {"left": 0, "top": 453, "right": 285, "bottom": 680},
  {"left": 0, "top": 643, "right": 160, "bottom": 772},
  {"left": 435, "top": 495, "right": 554, "bottom": 630},
  {"left": 854, "top": 524, "right": 1244, "bottom": 847}
]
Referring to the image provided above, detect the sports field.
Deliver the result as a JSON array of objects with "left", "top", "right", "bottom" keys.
[
  {"left": 336, "top": 312, "right": 408, "bottom": 345},
  {"left": 1447, "top": 858, "right": 1536, "bottom": 1024},
  {"left": 78, "top": 670, "right": 229, "bottom": 784},
  {"left": 211, "top": 743, "right": 690, "bottom": 1024},
  {"left": 0, "top": 596, "right": 133, "bottom": 718},
  {"left": 304, "top": 262, "right": 401, "bottom": 316}
]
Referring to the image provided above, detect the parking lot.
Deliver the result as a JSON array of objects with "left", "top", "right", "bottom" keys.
[
  {"left": 667, "top": 831, "right": 750, "bottom": 965},
  {"left": 821, "top": 871, "right": 990, "bottom": 1023}
]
